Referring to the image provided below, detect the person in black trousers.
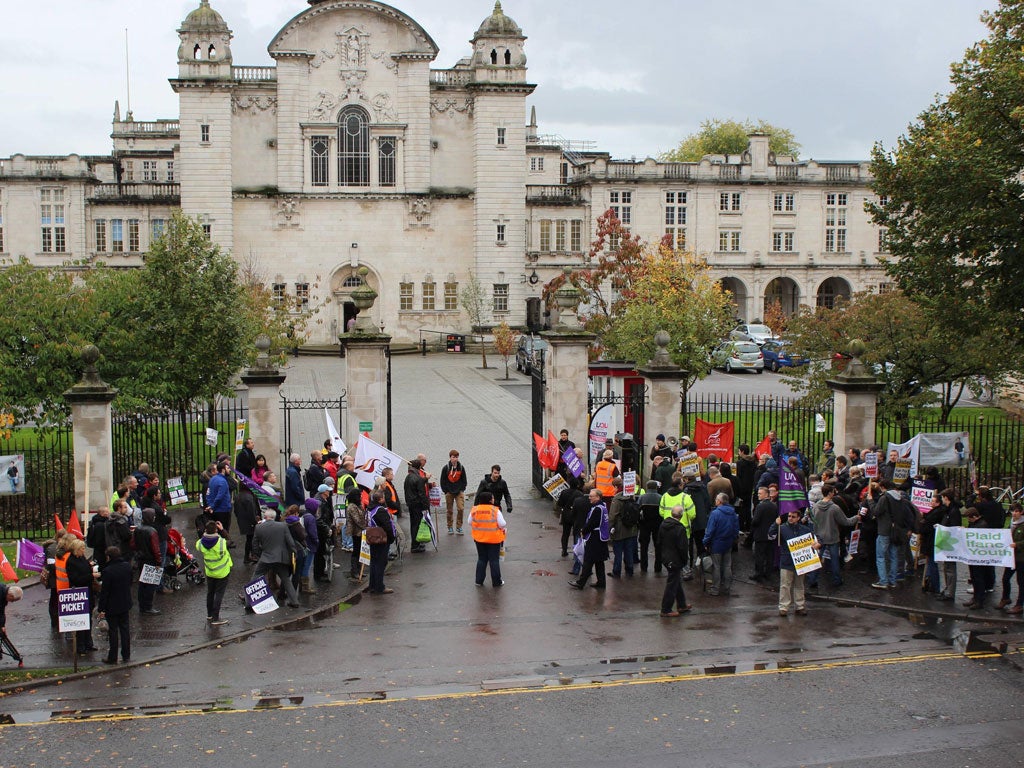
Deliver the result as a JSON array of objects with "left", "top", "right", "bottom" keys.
[
  {"left": 569, "top": 489, "right": 609, "bottom": 590},
  {"left": 98, "top": 546, "right": 133, "bottom": 663},
  {"left": 658, "top": 505, "right": 691, "bottom": 617}
]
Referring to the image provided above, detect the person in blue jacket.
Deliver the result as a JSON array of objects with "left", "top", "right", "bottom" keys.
[{"left": 703, "top": 493, "right": 739, "bottom": 596}]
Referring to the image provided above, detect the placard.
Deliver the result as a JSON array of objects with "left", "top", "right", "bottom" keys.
[
  {"left": 678, "top": 453, "right": 701, "bottom": 478},
  {"left": 934, "top": 525, "right": 1014, "bottom": 567},
  {"left": 847, "top": 528, "right": 861, "bottom": 556},
  {"left": 910, "top": 480, "right": 935, "bottom": 515},
  {"left": 234, "top": 419, "right": 247, "bottom": 453},
  {"left": 167, "top": 476, "right": 188, "bottom": 506},
  {"left": 57, "top": 587, "right": 91, "bottom": 632},
  {"left": 622, "top": 471, "right": 637, "bottom": 497},
  {"left": 542, "top": 474, "right": 568, "bottom": 500},
  {"left": 244, "top": 576, "right": 280, "bottom": 614},
  {"left": 139, "top": 563, "right": 164, "bottom": 585},
  {"left": 786, "top": 532, "right": 822, "bottom": 575},
  {"left": 562, "top": 446, "right": 584, "bottom": 478},
  {"left": 359, "top": 537, "right": 371, "bottom": 566},
  {"left": 863, "top": 451, "right": 878, "bottom": 478},
  {"left": 205, "top": 427, "right": 219, "bottom": 447},
  {"left": 893, "top": 458, "right": 913, "bottom": 486},
  {"left": 428, "top": 486, "right": 442, "bottom": 508}
]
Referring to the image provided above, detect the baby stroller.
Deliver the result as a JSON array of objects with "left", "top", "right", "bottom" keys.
[{"left": 162, "top": 528, "right": 206, "bottom": 591}]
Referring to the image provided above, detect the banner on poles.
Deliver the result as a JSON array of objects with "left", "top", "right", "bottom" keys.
[
  {"left": 694, "top": 419, "right": 735, "bottom": 463},
  {"left": 934, "top": 525, "right": 1013, "bottom": 567}
]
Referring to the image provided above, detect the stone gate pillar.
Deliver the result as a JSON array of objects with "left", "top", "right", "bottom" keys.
[
  {"left": 340, "top": 267, "right": 392, "bottom": 447},
  {"left": 64, "top": 345, "right": 118, "bottom": 522},
  {"left": 541, "top": 273, "right": 596, "bottom": 456},
  {"left": 638, "top": 331, "right": 687, "bottom": 464},
  {"left": 826, "top": 340, "right": 883, "bottom": 459},
  {"left": 239, "top": 335, "right": 287, "bottom": 478}
]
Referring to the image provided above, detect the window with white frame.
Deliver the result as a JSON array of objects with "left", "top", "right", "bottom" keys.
[
  {"left": 421, "top": 280, "right": 436, "bottom": 310},
  {"left": 496, "top": 223, "right": 506, "bottom": 244},
  {"left": 570, "top": 220, "right": 582, "bottom": 252},
  {"left": 94, "top": 220, "right": 107, "bottom": 252},
  {"left": 311, "top": 136, "right": 329, "bottom": 187},
  {"left": 338, "top": 106, "right": 370, "bottom": 187},
  {"left": 719, "top": 192, "right": 741, "bottom": 212},
  {"left": 378, "top": 136, "right": 396, "bottom": 187},
  {"left": 664, "top": 190, "right": 687, "bottom": 249},
  {"left": 878, "top": 227, "right": 889, "bottom": 253},
  {"left": 497, "top": 127, "right": 506, "bottom": 146},
  {"left": 609, "top": 190, "right": 632, "bottom": 224},
  {"left": 166, "top": 161, "right": 174, "bottom": 182},
  {"left": 555, "top": 220, "right": 567, "bottom": 251},
  {"left": 772, "top": 230, "right": 795, "bottom": 253},
  {"left": 825, "top": 192, "right": 848, "bottom": 252},
  {"left": 110, "top": 218, "right": 124, "bottom": 252},
  {"left": 492, "top": 283, "right": 509, "bottom": 313},
  {"left": 530, "top": 157, "right": 544, "bottom": 172},
  {"left": 40, "top": 188, "right": 66, "bottom": 253},
  {"left": 200, "top": 124, "right": 210, "bottom": 143},
  {"left": 142, "top": 161, "right": 158, "bottom": 181},
  {"left": 202, "top": 223, "right": 212, "bottom": 239},
  {"left": 151, "top": 219, "right": 165, "bottom": 241},
  {"left": 271, "top": 283, "right": 286, "bottom": 308},
  {"left": 399, "top": 282, "right": 414, "bottom": 311},
  {"left": 773, "top": 192, "right": 796, "bottom": 212},
  {"left": 444, "top": 281, "right": 458, "bottom": 310},
  {"left": 128, "top": 219, "right": 140, "bottom": 252},
  {"left": 718, "top": 230, "right": 741, "bottom": 252},
  {"left": 295, "top": 282, "right": 310, "bottom": 309},
  {"left": 539, "top": 219, "right": 551, "bottom": 252},
  {"left": 122, "top": 161, "right": 134, "bottom": 182}
]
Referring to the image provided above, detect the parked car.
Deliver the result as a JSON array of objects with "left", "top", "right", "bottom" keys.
[
  {"left": 515, "top": 335, "right": 548, "bottom": 374},
  {"left": 729, "top": 322, "right": 775, "bottom": 346},
  {"left": 710, "top": 341, "right": 764, "bottom": 374},
  {"left": 760, "top": 340, "right": 809, "bottom": 372}
]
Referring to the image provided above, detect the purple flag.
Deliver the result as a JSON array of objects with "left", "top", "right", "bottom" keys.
[
  {"left": 777, "top": 466, "right": 809, "bottom": 516},
  {"left": 562, "top": 446, "right": 584, "bottom": 478},
  {"left": 16, "top": 538, "right": 45, "bottom": 572}
]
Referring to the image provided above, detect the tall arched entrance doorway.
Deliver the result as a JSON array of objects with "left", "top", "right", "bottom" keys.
[
  {"left": 330, "top": 266, "right": 381, "bottom": 338},
  {"left": 763, "top": 277, "right": 800, "bottom": 317},
  {"left": 718, "top": 277, "right": 749, "bottom": 322},
  {"left": 816, "top": 277, "right": 852, "bottom": 309}
]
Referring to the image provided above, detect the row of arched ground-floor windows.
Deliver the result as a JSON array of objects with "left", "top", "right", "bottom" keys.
[{"left": 718, "top": 276, "right": 852, "bottom": 320}]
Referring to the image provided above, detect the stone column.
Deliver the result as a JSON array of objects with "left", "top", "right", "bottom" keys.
[
  {"left": 340, "top": 267, "right": 392, "bottom": 447},
  {"left": 239, "top": 336, "right": 287, "bottom": 478},
  {"left": 826, "top": 340, "right": 884, "bottom": 459},
  {"left": 64, "top": 345, "right": 118, "bottom": 522},
  {"left": 541, "top": 271, "right": 596, "bottom": 453},
  {"left": 638, "top": 331, "right": 687, "bottom": 456}
]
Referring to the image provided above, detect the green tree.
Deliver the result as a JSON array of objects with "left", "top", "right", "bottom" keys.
[
  {"left": 660, "top": 118, "right": 800, "bottom": 162},
  {"left": 602, "top": 243, "right": 734, "bottom": 389},
  {"left": 781, "top": 291, "right": 1015, "bottom": 437},
  {"left": 869, "top": 1, "right": 1024, "bottom": 337},
  {"left": 459, "top": 270, "right": 489, "bottom": 369},
  {"left": 0, "top": 260, "right": 94, "bottom": 424},
  {"left": 493, "top": 321, "right": 517, "bottom": 380}
]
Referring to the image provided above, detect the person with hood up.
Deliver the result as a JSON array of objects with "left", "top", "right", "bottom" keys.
[
  {"left": 809, "top": 483, "right": 859, "bottom": 587},
  {"left": 757, "top": 458, "right": 780, "bottom": 490},
  {"left": 703, "top": 493, "right": 739, "bottom": 596}
]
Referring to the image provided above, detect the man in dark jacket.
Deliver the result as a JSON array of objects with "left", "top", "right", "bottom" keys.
[
  {"left": 868, "top": 480, "right": 902, "bottom": 589},
  {"left": 557, "top": 485, "right": 585, "bottom": 559},
  {"left": 651, "top": 455, "right": 675, "bottom": 492},
  {"left": 285, "top": 453, "right": 305, "bottom": 507},
  {"left": 98, "top": 546, "right": 133, "bottom": 663},
  {"left": 657, "top": 505, "right": 690, "bottom": 617},
  {"left": 440, "top": 449, "right": 468, "bottom": 535},
  {"left": 253, "top": 508, "right": 300, "bottom": 607},
  {"left": 133, "top": 508, "right": 162, "bottom": 615},
  {"left": 749, "top": 486, "right": 778, "bottom": 582},
  {"left": 86, "top": 507, "right": 111, "bottom": 571},
  {"left": 235, "top": 438, "right": 257, "bottom": 479},
  {"left": 769, "top": 509, "right": 818, "bottom": 615},
  {"left": 734, "top": 444, "right": 757, "bottom": 529},
  {"left": 477, "top": 465, "right": 513, "bottom": 513},
  {"left": 303, "top": 452, "right": 326, "bottom": 497},
  {"left": 637, "top": 480, "right": 663, "bottom": 574},
  {"left": 683, "top": 473, "right": 711, "bottom": 567},
  {"left": 404, "top": 459, "right": 430, "bottom": 553},
  {"left": 703, "top": 494, "right": 740, "bottom": 596}
]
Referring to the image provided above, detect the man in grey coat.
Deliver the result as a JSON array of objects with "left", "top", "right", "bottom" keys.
[{"left": 252, "top": 509, "right": 301, "bottom": 607}]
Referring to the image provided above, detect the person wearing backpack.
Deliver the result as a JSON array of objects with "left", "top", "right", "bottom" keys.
[
  {"left": 609, "top": 478, "right": 639, "bottom": 578},
  {"left": 809, "top": 483, "right": 860, "bottom": 587},
  {"left": 637, "top": 481, "right": 663, "bottom": 574}
]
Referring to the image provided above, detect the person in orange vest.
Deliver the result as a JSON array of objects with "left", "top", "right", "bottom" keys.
[
  {"left": 470, "top": 491, "right": 507, "bottom": 587},
  {"left": 594, "top": 449, "right": 620, "bottom": 500}
]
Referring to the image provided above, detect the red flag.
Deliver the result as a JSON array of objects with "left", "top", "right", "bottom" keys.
[
  {"left": 693, "top": 418, "right": 735, "bottom": 463},
  {"left": 66, "top": 510, "right": 85, "bottom": 540},
  {"left": 533, "top": 433, "right": 558, "bottom": 471},
  {"left": 543, "top": 430, "right": 561, "bottom": 471},
  {"left": 0, "top": 548, "right": 18, "bottom": 582},
  {"left": 53, "top": 514, "right": 66, "bottom": 537},
  {"left": 754, "top": 434, "right": 772, "bottom": 461}
]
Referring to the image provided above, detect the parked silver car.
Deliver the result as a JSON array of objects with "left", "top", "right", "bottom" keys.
[
  {"left": 711, "top": 341, "right": 765, "bottom": 374},
  {"left": 729, "top": 322, "right": 775, "bottom": 346},
  {"left": 515, "top": 335, "right": 548, "bottom": 374}
]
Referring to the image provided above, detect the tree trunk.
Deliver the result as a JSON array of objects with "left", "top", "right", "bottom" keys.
[{"left": 479, "top": 334, "right": 489, "bottom": 369}]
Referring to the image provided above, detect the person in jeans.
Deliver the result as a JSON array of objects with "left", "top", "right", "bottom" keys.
[
  {"left": 868, "top": 480, "right": 901, "bottom": 589},
  {"left": 367, "top": 491, "right": 396, "bottom": 594},
  {"left": 703, "top": 493, "right": 739, "bottom": 596},
  {"left": 470, "top": 491, "right": 507, "bottom": 587},
  {"left": 196, "top": 520, "right": 233, "bottom": 626},
  {"left": 809, "top": 483, "right": 859, "bottom": 587}
]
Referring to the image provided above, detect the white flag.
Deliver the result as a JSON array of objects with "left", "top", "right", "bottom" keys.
[
  {"left": 325, "top": 408, "right": 347, "bottom": 454},
  {"left": 353, "top": 434, "right": 404, "bottom": 489}
]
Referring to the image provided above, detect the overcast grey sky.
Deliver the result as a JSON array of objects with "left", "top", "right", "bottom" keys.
[{"left": 2, "top": 0, "right": 994, "bottom": 160}]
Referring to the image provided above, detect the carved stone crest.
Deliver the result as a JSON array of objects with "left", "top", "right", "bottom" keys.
[
  {"left": 407, "top": 199, "right": 432, "bottom": 229},
  {"left": 277, "top": 197, "right": 302, "bottom": 229},
  {"left": 371, "top": 93, "right": 398, "bottom": 123},
  {"left": 311, "top": 91, "right": 339, "bottom": 121}
]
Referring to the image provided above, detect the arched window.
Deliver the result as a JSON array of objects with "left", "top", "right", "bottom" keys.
[
  {"left": 504, "top": 49, "right": 511, "bottom": 65},
  {"left": 208, "top": 43, "right": 217, "bottom": 59},
  {"left": 193, "top": 44, "right": 203, "bottom": 60},
  {"left": 342, "top": 275, "right": 363, "bottom": 288},
  {"left": 337, "top": 106, "right": 369, "bottom": 187},
  {"left": 490, "top": 49, "right": 498, "bottom": 64}
]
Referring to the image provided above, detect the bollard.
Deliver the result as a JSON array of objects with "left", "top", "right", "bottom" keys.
[{"left": 421, "top": 339, "right": 427, "bottom": 356}]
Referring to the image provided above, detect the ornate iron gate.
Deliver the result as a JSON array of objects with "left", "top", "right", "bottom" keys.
[{"left": 280, "top": 395, "right": 347, "bottom": 458}]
